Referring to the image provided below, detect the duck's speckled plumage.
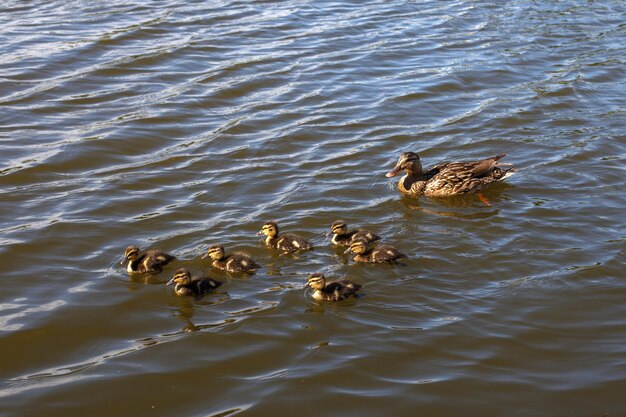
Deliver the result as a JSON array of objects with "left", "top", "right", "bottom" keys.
[
  {"left": 328, "top": 220, "right": 381, "bottom": 246},
  {"left": 306, "top": 273, "right": 362, "bottom": 301},
  {"left": 166, "top": 268, "right": 222, "bottom": 297},
  {"left": 202, "top": 244, "right": 261, "bottom": 274},
  {"left": 346, "top": 238, "right": 405, "bottom": 264},
  {"left": 386, "top": 152, "right": 515, "bottom": 197},
  {"left": 121, "top": 245, "right": 175, "bottom": 274},
  {"left": 257, "top": 221, "right": 313, "bottom": 253}
]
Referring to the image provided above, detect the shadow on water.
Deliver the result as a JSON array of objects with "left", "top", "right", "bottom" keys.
[
  {"left": 397, "top": 184, "right": 515, "bottom": 219},
  {"left": 303, "top": 296, "right": 362, "bottom": 315},
  {"left": 2, "top": 0, "right": 625, "bottom": 415},
  {"left": 167, "top": 291, "right": 232, "bottom": 332},
  {"left": 125, "top": 271, "right": 172, "bottom": 286}
]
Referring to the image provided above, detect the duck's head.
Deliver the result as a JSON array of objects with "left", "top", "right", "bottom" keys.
[
  {"left": 257, "top": 221, "right": 278, "bottom": 238},
  {"left": 386, "top": 152, "right": 422, "bottom": 177},
  {"left": 167, "top": 268, "right": 192, "bottom": 286},
  {"left": 307, "top": 272, "right": 326, "bottom": 290},
  {"left": 202, "top": 244, "right": 225, "bottom": 261},
  {"left": 327, "top": 220, "right": 348, "bottom": 237},
  {"left": 121, "top": 245, "right": 141, "bottom": 264},
  {"left": 345, "top": 237, "right": 368, "bottom": 255}
]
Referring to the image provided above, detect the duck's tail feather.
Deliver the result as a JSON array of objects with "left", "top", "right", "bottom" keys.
[{"left": 499, "top": 168, "right": 516, "bottom": 181}]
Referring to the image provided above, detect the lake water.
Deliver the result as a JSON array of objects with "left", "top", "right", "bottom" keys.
[{"left": 1, "top": 1, "right": 625, "bottom": 416}]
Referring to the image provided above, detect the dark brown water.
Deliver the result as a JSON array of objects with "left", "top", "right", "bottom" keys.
[{"left": 1, "top": 1, "right": 625, "bottom": 416}]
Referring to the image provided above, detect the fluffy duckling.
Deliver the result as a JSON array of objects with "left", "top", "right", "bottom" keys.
[
  {"left": 306, "top": 272, "right": 362, "bottom": 301},
  {"left": 166, "top": 268, "right": 222, "bottom": 297},
  {"left": 121, "top": 245, "right": 176, "bottom": 274},
  {"left": 201, "top": 244, "right": 261, "bottom": 274},
  {"left": 257, "top": 221, "right": 313, "bottom": 253},
  {"left": 345, "top": 238, "right": 406, "bottom": 263},
  {"left": 327, "top": 220, "right": 381, "bottom": 246},
  {"left": 386, "top": 152, "right": 515, "bottom": 197}
]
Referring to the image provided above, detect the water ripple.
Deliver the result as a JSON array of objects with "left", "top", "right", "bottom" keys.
[{"left": 1, "top": 0, "right": 625, "bottom": 416}]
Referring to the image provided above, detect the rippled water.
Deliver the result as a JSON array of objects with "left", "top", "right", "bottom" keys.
[{"left": 1, "top": 0, "right": 625, "bottom": 416}]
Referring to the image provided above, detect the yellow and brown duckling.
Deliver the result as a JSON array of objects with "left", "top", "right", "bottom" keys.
[
  {"left": 121, "top": 245, "right": 176, "bottom": 274},
  {"left": 306, "top": 272, "right": 362, "bottom": 301},
  {"left": 386, "top": 152, "right": 515, "bottom": 197},
  {"left": 345, "top": 237, "right": 406, "bottom": 264},
  {"left": 327, "top": 220, "right": 381, "bottom": 246},
  {"left": 201, "top": 244, "right": 261, "bottom": 274},
  {"left": 257, "top": 221, "right": 313, "bottom": 253},
  {"left": 166, "top": 268, "right": 222, "bottom": 297}
]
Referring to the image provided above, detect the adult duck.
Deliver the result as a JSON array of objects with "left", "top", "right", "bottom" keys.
[{"left": 386, "top": 152, "right": 515, "bottom": 200}]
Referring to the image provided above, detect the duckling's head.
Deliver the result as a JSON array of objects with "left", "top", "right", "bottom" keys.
[
  {"left": 345, "top": 238, "right": 368, "bottom": 255},
  {"left": 167, "top": 268, "right": 192, "bottom": 286},
  {"left": 328, "top": 220, "right": 348, "bottom": 236},
  {"left": 307, "top": 273, "right": 326, "bottom": 290},
  {"left": 257, "top": 221, "right": 278, "bottom": 238},
  {"left": 202, "top": 244, "right": 225, "bottom": 261},
  {"left": 121, "top": 245, "right": 141, "bottom": 264},
  {"left": 386, "top": 152, "right": 422, "bottom": 177}
]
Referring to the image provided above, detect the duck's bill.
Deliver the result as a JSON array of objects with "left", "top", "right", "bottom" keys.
[
  {"left": 120, "top": 256, "right": 128, "bottom": 265},
  {"left": 385, "top": 166, "right": 401, "bottom": 178},
  {"left": 200, "top": 253, "right": 209, "bottom": 260},
  {"left": 325, "top": 231, "right": 333, "bottom": 237},
  {"left": 166, "top": 278, "right": 175, "bottom": 286},
  {"left": 343, "top": 247, "right": 353, "bottom": 254},
  {"left": 255, "top": 231, "right": 264, "bottom": 236}
]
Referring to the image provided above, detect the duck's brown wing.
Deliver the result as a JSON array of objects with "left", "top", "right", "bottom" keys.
[
  {"left": 229, "top": 253, "right": 262, "bottom": 272},
  {"left": 336, "top": 280, "right": 362, "bottom": 291},
  {"left": 326, "top": 280, "right": 361, "bottom": 300},
  {"left": 195, "top": 277, "right": 222, "bottom": 295},
  {"left": 144, "top": 250, "right": 176, "bottom": 270},
  {"left": 427, "top": 155, "right": 511, "bottom": 195},
  {"left": 348, "top": 229, "right": 381, "bottom": 243},
  {"left": 467, "top": 154, "right": 507, "bottom": 177},
  {"left": 422, "top": 161, "right": 451, "bottom": 180},
  {"left": 277, "top": 233, "right": 313, "bottom": 252},
  {"left": 372, "top": 244, "right": 406, "bottom": 262}
]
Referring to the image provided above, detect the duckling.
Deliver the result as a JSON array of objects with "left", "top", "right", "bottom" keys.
[
  {"left": 306, "top": 272, "right": 362, "bottom": 301},
  {"left": 257, "top": 221, "right": 313, "bottom": 253},
  {"left": 327, "top": 220, "right": 381, "bottom": 246},
  {"left": 386, "top": 152, "right": 515, "bottom": 197},
  {"left": 201, "top": 244, "right": 261, "bottom": 274},
  {"left": 166, "top": 268, "right": 222, "bottom": 297},
  {"left": 345, "top": 237, "right": 406, "bottom": 263},
  {"left": 121, "top": 245, "right": 176, "bottom": 274}
]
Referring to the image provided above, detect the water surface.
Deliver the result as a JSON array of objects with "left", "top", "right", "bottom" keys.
[{"left": 1, "top": 1, "right": 625, "bottom": 416}]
